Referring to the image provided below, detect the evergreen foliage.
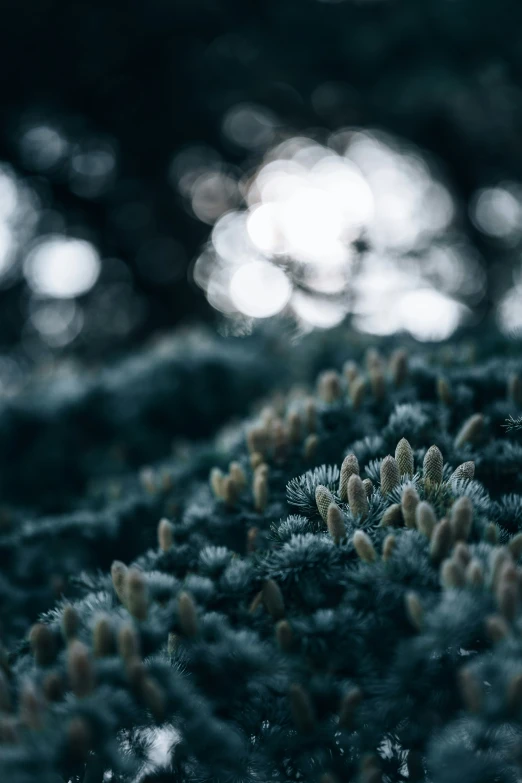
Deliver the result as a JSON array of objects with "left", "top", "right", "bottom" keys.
[
  {"left": 0, "top": 329, "right": 277, "bottom": 510},
  {"left": 1, "top": 336, "right": 522, "bottom": 782}
]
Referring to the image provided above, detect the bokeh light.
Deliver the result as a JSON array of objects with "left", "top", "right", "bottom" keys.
[
  {"left": 19, "top": 124, "right": 69, "bottom": 171},
  {"left": 222, "top": 103, "right": 278, "bottom": 151},
  {"left": 393, "top": 289, "right": 466, "bottom": 342},
  {"left": 229, "top": 260, "right": 291, "bottom": 318},
  {"left": 191, "top": 171, "right": 239, "bottom": 224},
  {"left": 498, "top": 270, "right": 522, "bottom": 336},
  {"left": 24, "top": 236, "right": 101, "bottom": 298},
  {"left": 69, "top": 140, "right": 117, "bottom": 198},
  {"left": 186, "top": 127, "right": 474, "bottom": 338},
  {"left": 0, "top": 165, "right": 40, "bottom": 288},
  {"left": 471, "top": 185, "right": 522, "bottom": 241},
  {"left": 28, "top": 300, "right": 84, "bottom": 347}
]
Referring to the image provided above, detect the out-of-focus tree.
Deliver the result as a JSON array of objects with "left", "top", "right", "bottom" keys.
[{"left": 1, "top": 0, "right": 522, "bottom": 357}]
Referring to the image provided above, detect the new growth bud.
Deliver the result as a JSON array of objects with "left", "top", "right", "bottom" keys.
[
  {"left": 401, "top": 486, "right": 419, "bottom": 529},
  {"left": 158, "top": 518, "right": 174, "bottom": 551},
  {"left": 223, "top": 475, "right": 240, "bottom": 508},
  {"left": 286, "top": 411, "right": 301, "bottom": 444},
  {"left": 405, "top": 591, "right": 423, "bottom": 631},
  {"left": 125, "top": 568, "right": 148, "bottom": 621},
  {"left": 304, "top": 434, "right": 319, "bottom": 460},
  {"left": 118, "top": 624, "right": 140, "bottom": 661},
  {"left": 141, "top": 677, "right": 166, "bottom": 722},
  {"left": 509, "top": 533, "right": 522, "bottom": 560},
  {"left": 458, "top": 667, "right": 482, "bottom": 713},
  {"left": 271, "top": 419, "right": 288, "bottom": 462},
  {"left": 315, "top": 485, "right": 336, "bottom": 522},
  {"left": 338, "top": 687, "right": 363, "bottom": 729},
  {"left": 366, "top": 348, "right": 382, "bottom": 371},
  {"left": 508, "top": 373, "right": 522, "bottom": 407},
  {"left": 29, "top": 623, "right": 57, "bottom": 666},
  {"left": 93, "top": 615, "right": 113, "bottom": 657},
  {"left": 490, "top": 547, "right": 512, "bottom": 590},
  {"left": 167, "top": 632, "right": 178, "bottom": 655},
  {"left": 437, "top": 377, "right": 452, "bottom": 405},
  {"left": 430, "top": 519, "right": 453, "bottom": 563},
  {"left": 450, "top": 461, "right": 475, "bottom": 482},
  {"left": 382, "top": 534, "right": 395, "bottom": 561},
  {"left": 381, "top": 504, "right": 402, "bottom": 527},
  {"left": 140, "top": 467, "right": 157, "bottom": 494},
  {"left": 68, "top": 641, "right": 94, "bottom": 698},
  {"left": 450, "top": 496, "right": 473, "bottom": 542},
  {"left": 423, "top": 445, "right": 443, "bottom": 485},
  {"left": 276, "top": 620, "right": 294, "bottom": 652},
  {"left": 327, "top": 503, "right": 346, "bottom": 544},
  {"left": 262, "top": 580, "right": 285, "bottom": 620},
  {"left": 247, "top": 426, "right": 268, "bottom": 456},
  {"left": 485, "top": 614, "right": 509, "bottom": 643},
  {"left": 43, "top": 672, "right": 63, "bottom": 702},
  {"left": 369, "top": 369, "right": 386, "bottom": 400},
  {"left": 210, "top": 467, "right": 225, "bottom": 498},
  {"left": 178, "top": 592, "right": 199, "bottom": 638},
  {"left": 247, "top": 526, "right": 258, "bottom": 553},
  {"left": 440, "top": 559, "right": 465, "bottom": 588},
  {"left": 455, "top": 413, "right": 484, "bottom": 449},
  {"left": 416, "top": 501, "right": 436, "bottom": 539},
  {"left": 350, "top": 377, "right": 366, "bottom": 409},
  {"left": 19, "top": 683, "right": 43, "bottom": 730},
  {"left": 348, "top": 475, "right": 369, "bottom": 520},
  {"left": 380, "top": 456, "right": 400, "bottom": 495},
  {"left": 390, "top": 349, "right": 408, "bottom": 386},
  {"left": 454, "top": 542, "right": 470, "bottom": 567},
  {"left": 318, "top": 370, "right": 342, "bottom": 403},
  {"left": 353, "top": 531, "right": 377, "bottom": 563},
  {"left": 61, "top": 605, "right": 79, "bottom": 643},
  {"left": 496, "top": 563, "right": 518, "bottom": 622},
  {"left": 111, "top": 561, "right": 128, "bottom": 603},
  {"left": 67, "top": 717, "right": 92, "bottom": 761},
  {"left": 466, "top": 559, "right": 484, "bottom": 587},
  {"left": 395, "top": 438, "right": 414, "bottom": 477},
  {"left": 254, "top": 472, "right": 268, "bottom": 513},
  {"left": 289, "top": 684, "right": 315, "bottom": 733},
  {"left": 363, "top": 478, "right": 374, "bottom": 498},
  {"left": 229, "top": 461, "right": 247, "bottom": 488},
  {"left": 343, "top": 361, "right": 358, "bottom": 384},
  {"left": 339, "top": 454, "right": 360, "bottom": 502},
  {"left": 250, "top": 452, "right": 264, "bottom": 469}
]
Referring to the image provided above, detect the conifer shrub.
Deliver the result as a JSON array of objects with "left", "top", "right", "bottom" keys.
[
  {"left": 0, "top": 330, "right": 276, "bottom": 511},
  {"left": 1, "top": 339, "right": 522, "bottom": 782}
]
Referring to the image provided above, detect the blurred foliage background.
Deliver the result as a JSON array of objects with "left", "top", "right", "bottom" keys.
[{"left": 0, "top": 0, "right": 522, "bottom": 378}]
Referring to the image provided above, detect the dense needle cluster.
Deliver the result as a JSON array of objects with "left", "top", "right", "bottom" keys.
[{"left": 1, "top": 336, "right": 522, "bottom": 783}]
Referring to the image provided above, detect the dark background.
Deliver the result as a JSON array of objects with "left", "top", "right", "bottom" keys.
[{"left": 1, "top": 0, "right": 522, "bottom": 362}]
